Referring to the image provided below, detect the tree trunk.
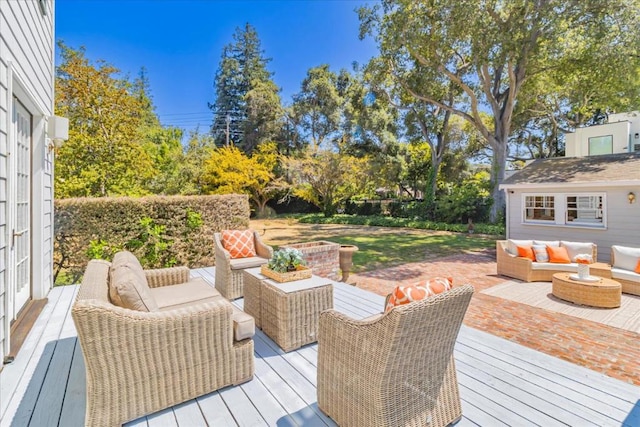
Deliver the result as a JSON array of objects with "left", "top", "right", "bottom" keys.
[{"left": 490, "top": 137, "right": 507, "bottom": 223}]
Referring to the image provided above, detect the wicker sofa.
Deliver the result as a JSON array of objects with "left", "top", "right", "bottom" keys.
[
  {"left": 72, "top": 254, "right": 254, "bottom": 426},
  {"left": 610, "top": 245, "right": 640, "bottom": 296},
  {"left": 214, "top": 230, "right": 273, "bottom": 300},
  {"left": 496, "top": 240, "right": 597, "bottom": 282},
  {"left": 317, "top": 285, "right": 474, "bottom": 427}
]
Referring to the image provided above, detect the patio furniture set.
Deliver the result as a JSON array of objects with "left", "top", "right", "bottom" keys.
[
  {"left": 497, "top": 239, "right": 640, "bottom": 308},
  {"left": 71, "top": 229, "right": 474, "bottom": 426}
]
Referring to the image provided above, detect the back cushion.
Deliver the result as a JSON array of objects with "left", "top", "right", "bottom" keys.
[
  {"left": 612, "top": 245, "right": 640, "bottom": 271},
  {"left": 109, "top": 251, "right": 158, "bottom": 312},
  {"left": 222, "top": 230, "right": 257, "bottom": 259},
  {"left": 506, "top": 239, "right": 534, "bottom": 255},
  {"left": 385, "top": 277, "right": 453, "bottom": 312},
  {"left": 534, "top": 240, "right": 560, "bottom": 248},
  {"left": 560, "top": 241, "right": 594, "bottom": 262}
]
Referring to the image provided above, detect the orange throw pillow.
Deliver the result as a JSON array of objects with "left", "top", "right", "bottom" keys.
[
  {"left": 385, "top": 277, "right": 453, "bottom": 312},
  {"left": 516, "top": 245, "right": 535, "bottom": 261},
  {"left": 547, "top": 245, "right": 571, "bottom": 264},
  {"left": 221, "top": 230, "right": 256, "bottom": 259},
  {"left": 635, "top": 259, "right": 640, "bottom": 274}
]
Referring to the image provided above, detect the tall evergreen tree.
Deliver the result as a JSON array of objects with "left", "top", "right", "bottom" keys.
[{"left": 209, "top": 23, "right": 282, "bottom": 153}]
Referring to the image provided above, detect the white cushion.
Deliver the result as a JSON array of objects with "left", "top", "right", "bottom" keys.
[
  {"left": 611, "top": 245, "right": 640, "bottom": 271},
  {"left": 560, "top": 241, "right": 594, "bottom": 262},
  {"left": 532, "top": 245, "right": 549, "bottom": 262},
  {"left": 507, "top": 239, "right": 534, "bottom": 255},
  {"left": 611, "top": 267, "right": 640, "bottom": 283},
  {"left": 229, "top": 256, "right": 269, "bottom": 270},
  {"left": 531, "top": 262, "right": 578, "bottom": 272},
  {"left": 533, "top": 240, "right": 560, "bottom": 247}
]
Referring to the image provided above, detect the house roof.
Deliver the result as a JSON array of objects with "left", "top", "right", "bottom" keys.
[{"left": 501, "top": 152, "right": 640, "bottom": 188}]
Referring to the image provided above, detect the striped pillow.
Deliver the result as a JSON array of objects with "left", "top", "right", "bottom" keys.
[
  {"left": 532, "top": 244, "right": 549, "bottom": 262},
  {"left": 385, "top": 277, "right": 453, "bottom": 312}
]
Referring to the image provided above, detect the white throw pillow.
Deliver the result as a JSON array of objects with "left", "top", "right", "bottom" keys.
[
  {"left": 507, "top": 239, "right": 534, "bottom": 255},
  {"left": 561, "top": 241, "right": 594, "bottom": 262},
  {"left": 611, "top": 245, "right": 640, "bottom": 271}
]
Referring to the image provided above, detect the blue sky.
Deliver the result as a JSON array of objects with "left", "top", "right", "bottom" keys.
[{"left": 56, "top": 0, "right": 379, "bottom": 132}]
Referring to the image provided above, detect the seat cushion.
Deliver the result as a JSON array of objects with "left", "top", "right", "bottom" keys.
[
  {"left": 109, "top": 251, "right": 158, "bottom": 312},
  {"left": 153, "top": 279, "right": 255, "bottom": 341},
  {"left": 611, "top": 267, "right": 640, "bottom": 283},
  {"left": 222, "top": 230, "right": 256, "bottom": 259},
  {"left": 385, "top": 277, "right": 453, "bottom": 312},
  {"left": 152, "top": 277, "right": 221, "bottom": 310},
  {"left": 229, "top": 256, "right": 269, "bottom": 270},
  {"left": 531, "top": 262, "right": 578, "bottom": 272}
]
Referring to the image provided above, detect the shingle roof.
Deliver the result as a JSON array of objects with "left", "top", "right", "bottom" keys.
[{"left": 501, "top": 152, "right": 640, "bottom": 186}]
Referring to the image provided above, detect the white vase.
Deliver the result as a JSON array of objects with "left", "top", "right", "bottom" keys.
[{"left": 577, "top": 264, "right": 590, "bottom": 280}]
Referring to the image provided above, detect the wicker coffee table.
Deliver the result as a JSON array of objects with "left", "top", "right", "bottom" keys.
[
  {"left": 243, "top": 267, "right": 333, "bottom": 352},
  {"left": 551, "top": 272, "right": 621, "bottom": 308}
]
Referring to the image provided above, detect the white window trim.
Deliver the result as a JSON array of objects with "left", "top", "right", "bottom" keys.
[{"left": 521, "top": 192, "right": 607, "bottom": 229}]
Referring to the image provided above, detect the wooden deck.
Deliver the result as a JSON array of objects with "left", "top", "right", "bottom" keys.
[{"left": 2, "top": 267, "right": 639, "bottom": 426}]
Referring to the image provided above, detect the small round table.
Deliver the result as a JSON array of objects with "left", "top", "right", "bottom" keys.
[{"left": 551, "top": 272, "right": 621, "bottom": 308}]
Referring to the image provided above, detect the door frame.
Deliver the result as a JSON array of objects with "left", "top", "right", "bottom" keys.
[{"left": 3, "top": 65, "right": 51, "bottom": 357}]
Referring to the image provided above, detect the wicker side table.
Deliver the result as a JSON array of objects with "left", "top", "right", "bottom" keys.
[
  {"left": 243, "top": 267, "right": 333, "bottom": 352},
  {"left": 551, "top": 272, "right": 621, "bottom": 308},
  {"left": 243, "top": 269, "right": 264, "bottom": 328}
]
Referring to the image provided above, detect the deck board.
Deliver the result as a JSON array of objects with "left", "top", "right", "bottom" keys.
[{"left": 2, "top": 267, "right": 639, "bottom": 427}]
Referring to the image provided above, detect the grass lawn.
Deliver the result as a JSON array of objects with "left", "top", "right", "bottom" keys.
[{"left": 251, "top": 218, "right": 499, "bottom": 273}]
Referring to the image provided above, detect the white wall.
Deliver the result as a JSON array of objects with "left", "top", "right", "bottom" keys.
[
  {"left": 506, "top": 186, "right": 640, "bottom": 263},
  {"left": 565, "top": 121, "right": 631, "bottom": 157},
  {"left": 0, "top": 0, "right": 54, "bottom": 362}
]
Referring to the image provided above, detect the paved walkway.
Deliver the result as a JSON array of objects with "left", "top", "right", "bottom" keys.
[{"left": 350, "top": 250, "right": 640, "bottom": 386}]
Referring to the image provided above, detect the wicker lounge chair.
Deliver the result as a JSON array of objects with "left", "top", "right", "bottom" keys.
[
  {"left": 317, "top": 284, "right": 474, "bottom": 427},
  {"left": 214, "top": 230, "right": 273, "bottom": 299},
  {"left": 72, "top": 257, "right": 254, "bottom": 426}
]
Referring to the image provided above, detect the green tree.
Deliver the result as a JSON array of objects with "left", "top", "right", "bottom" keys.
[
  {"left": 55, "top": 43, "right": 155, "bottom": 197},
  {"left": 359, "top": 0, "right": 640, "bottom": 222},
  {"left": 202, "top": 143, "right": 286, "bottom": 216},
  {"left": 285, "top": 148, "right": 372, "bottom": 216},
  {"left": 292, "top": 65, "right": 343, "bottom": 149},
  {"left": 209, "top": 23, "right": 282, "bottom": 153}
]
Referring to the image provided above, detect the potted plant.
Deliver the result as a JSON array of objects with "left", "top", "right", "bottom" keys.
[
  {"left": 262, "top": 248, "right": 311, "bottom": 282},
  {"left": 267, "top": 248, "right": 306, "bottom": 272}
]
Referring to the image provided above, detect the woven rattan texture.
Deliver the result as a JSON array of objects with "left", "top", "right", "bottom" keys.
[
  {"left": 214, "top": 231, "right": 273, "bottom": 299},
  {"left": 610, "top": 249, "right": 640, "bottom": 296},
  {"left": 552, "top": 273, "right": 621, "bottom": 308},
  {"left": 317, "top": 285, "right": 474, "bottom": 427},
  {"left": 71, "top": 259, "right": 254, "bottom": 426},
  {"left": 496, "top": 241, "right": 598, "bottom": 282}
]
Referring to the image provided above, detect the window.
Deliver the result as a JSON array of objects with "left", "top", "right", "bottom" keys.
[
  {"left": 566, "top": 195, "right": 603, "bottom": 225},
  {"left": 524, "top": 195, "right": 555, "bottom": 222},
  {"left": 523, "top": 193, "right": 606, "bottom": 228},
  {"left": 588, "top": 135, "right": 613, "bottom": 155}
]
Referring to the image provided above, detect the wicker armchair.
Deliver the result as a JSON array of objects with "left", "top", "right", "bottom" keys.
[
  {"left": 317, "top": 285, "right": 474, "bottom": 427},
  {"left": 214, "top": 230, "right": 273, "bottom": 299},
  {"left": 72, "top": 259, "right": 254, "bottom": 426}
]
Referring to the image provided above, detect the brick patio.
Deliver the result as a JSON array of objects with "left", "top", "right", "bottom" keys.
[{"left": 350, "top": 249, "right": 640, "bottom": 386}]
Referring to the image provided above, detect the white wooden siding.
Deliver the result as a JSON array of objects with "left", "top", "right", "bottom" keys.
[
  {"left": 507, "top": 186, "right": 640, "bottom": 262},
  {"left": 0, "top": 0, "right": 54, "bottom": 362}
]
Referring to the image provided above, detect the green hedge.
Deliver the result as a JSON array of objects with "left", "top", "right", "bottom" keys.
[
  {"left": 54, "top": 194, "right": 250, "bottom": 285},
  {"left": 297, "top": 213, "right": 505, "bottom": 236}
]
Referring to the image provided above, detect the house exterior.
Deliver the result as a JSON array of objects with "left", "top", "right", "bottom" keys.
[
  {"left": 565, "top": 111, "right": 640, "bottom": 157},
  {"left": 0, "top": 0, "right": 61, "bottom": 364},
  {"left": 500, "top": 152, "right": 640, "bottom": 263}
]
